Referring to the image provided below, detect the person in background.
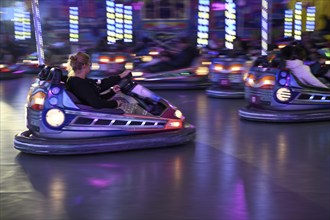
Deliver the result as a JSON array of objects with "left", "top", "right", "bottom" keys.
[
  {"left": 281, "top": 45, "right": 329, "bottom": 89},
  {"left": 140, "top": 37, "right": 198, "bottom": 73}
]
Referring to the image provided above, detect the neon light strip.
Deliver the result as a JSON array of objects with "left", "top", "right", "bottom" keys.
[
  {"left": 115, "top": 4, "right": 124, "bottom": 40},
  {"left": 14, "top": 7, "right": 31, "bottom": 40},
  {"left": 294, "top": 2, "right": 302, "bottom": 40},
  {"left": 124, "top": 5, "right": 133, "bottom": 42},
  {"left": 106, "top": 0, "right": 116, "bottom": 44},
  {"left": 69, "top": 7, "right": 79, "bottom": 42},
  {"left": 197, "top": 0, "right": 210, "bottom": 47},
  {"left": 225, "top": 0, "right": 236, "bottom": 49},
  {"left": 306, "top": 6, "right": 316, "bottom": 32},
  {"left": 261, "top": 0, "right": 268, "bottom": 55},
  {"left": 31, "top": 0, "right": 45, "bottom": 65},
  {"left": 284, "top": 9, "right": 293, "bottom": 37}
]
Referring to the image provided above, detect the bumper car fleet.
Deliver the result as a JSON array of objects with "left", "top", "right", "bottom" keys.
[
  {"left": 87, "top": 51, "right": 134, "bottom": 79},
  {"left": 239, "top": 56, "right": 330, "bottom": 122},
  {"left": 14, "top": 67, "right": 195, "bottom": 155},
  {"left": 131, "top": 56, "right": 211, "bottom": 90},
  {"left": 206, "top": 55, "right": 254, "bottom": 98}
]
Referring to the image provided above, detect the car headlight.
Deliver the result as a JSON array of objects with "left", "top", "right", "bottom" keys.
[
  {"left": 195, "top": 66, "right": 209, "bottom": 76},
  {"left": 276, "top": 88, "right": 291, "bottom": 102},
  {"left": 45, "top": 108, "right": 65, "bottom": 127},
  {"left": 174, "top": 110, "right": 183, "bottom": 119},
  {"left": 214, "top": 64, "right": 224, "bottom": 72},
  {"left": 142, "top": 56, "right": 152, "bottom": 62}
]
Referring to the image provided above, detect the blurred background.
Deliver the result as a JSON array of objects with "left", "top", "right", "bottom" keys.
[{"left": 0, "top": 0, "right": 329, "bottom": 65}]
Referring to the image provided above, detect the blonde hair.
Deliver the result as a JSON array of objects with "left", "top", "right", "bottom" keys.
[{"left": 67, "top": 51, "right": 90, "bottom": 76}]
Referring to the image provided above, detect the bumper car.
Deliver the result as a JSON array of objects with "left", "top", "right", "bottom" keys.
[
  {"left": 87, "top": 52, "right": 134, "bottom": 79},
  {"left": 14, "top": 67, "right": 195, "bottom": 155},
  {"left": 206, "top": 55, "right": 254, "bottom": 98},
  {"left": 239, "top": 59, "right": 330, "bottom": 122},
  {"left": 131, "top": 56, "right": 210, "bottom": 90},
  {"left": 0, "top": 63, "right": 23, "bottom": 80}
]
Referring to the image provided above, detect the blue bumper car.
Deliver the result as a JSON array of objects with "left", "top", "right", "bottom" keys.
[
  {"left": 87, "top": 52, "right": 134, "bottom": 79},
  {"left": 130, "top": 56, "right": 210, "bottom": 90},
  {"left": 0, "top": 63, "right": 23, "bottom": 80},
  {"left": 14, "top": 67, "right": 195, "bottom": 155},
  {"left": 206, "top": 56, "right": 254, "bottom": 98},
  {"left": 239, "top": 64, "right": 330, "bottom": 122}
]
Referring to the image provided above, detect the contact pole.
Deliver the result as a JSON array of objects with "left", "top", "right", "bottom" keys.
[{"left": 31, "top": 0, "right": 45, "bottom": 66}]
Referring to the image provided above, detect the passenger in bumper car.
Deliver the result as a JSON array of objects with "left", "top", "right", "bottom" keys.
[
  {"left": 281, "top": 45, "right": 329, "bottom": 89},
  {"left": 65, "top": 51, "right": 150, "bottom": 115},
  {"left": 139, "top": 37, "right": 198, "bottom": 73}
]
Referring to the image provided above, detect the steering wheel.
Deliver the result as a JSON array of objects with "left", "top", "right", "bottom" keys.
[{"left": 118, "top": 72, "right": 136, "bottom": 94}]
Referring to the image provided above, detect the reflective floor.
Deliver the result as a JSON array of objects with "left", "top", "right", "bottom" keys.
[{"left": 1, "top": 75, "right": 329, "bottom": 220}]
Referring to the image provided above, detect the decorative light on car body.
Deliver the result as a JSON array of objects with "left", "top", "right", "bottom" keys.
[
  {"left": 149, "top": 51, "right": 159, "bottom": 56},
  {"left": 276, "top": 88, "right": 291, "bottom": 102},
  {"left": 214, "top": 64, "right": 224, "bottom": 71},
  {"left": 115, "top": 56, "right": 125, "bottom": 63},
  {"left": 165, "top": 120, "right": 182, "bottom": 129},
  {"left": 202, "top": 61, "right": 211, "bottom": 65},
  {"left": 196, "top": 66, "right": 209, "bottom": 76},
  {"left": 131, "top": 71, "right": 143, "bottom": 77},
  {"left": 99, "top": 56, "right": 110, "bottom": 63},
  {"left": 141, "top": 56, "right": 152, "bottom": 62},
  {"left": 22, "top": 60, "right": 39, "bottom": 65},
  {"left": 29, "top": 91, "right": 46, "bottom": 110},
  {"left": 325, "top": 60, "right": 330, "bottom": 65},
  {"left": 125, "top": 62, "right": 133, "bottom": 70},
  {"left": 91, "top": 63, "right": 100, "bottom": 70},
  {"left": 174, "top": 110, "right": 183, "bottom": 119},
  {"left": 46, "top": 109, "right": 65, "bottom": 127},
  {"left": 230, "top": 65, "right": 242, "bottom": 72}
]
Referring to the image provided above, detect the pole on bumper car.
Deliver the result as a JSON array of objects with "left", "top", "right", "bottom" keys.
[{"left": 31, "top": 0, "right": 45, "bottom": 66}]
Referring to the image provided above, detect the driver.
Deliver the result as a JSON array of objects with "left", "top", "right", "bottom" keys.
[
  {"left": 281, "top": 45, "right": 329, "bottom": 89},
  {"left": 66, "top": 51, "right": 130, "bottom": 109}
]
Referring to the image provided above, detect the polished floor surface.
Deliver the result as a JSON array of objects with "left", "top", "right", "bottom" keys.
[{"left": 1, "top": 75, "right": 329, "bottom": 220}]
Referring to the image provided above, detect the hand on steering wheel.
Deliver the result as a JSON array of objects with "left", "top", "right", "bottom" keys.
[
  {"left": 119, "top": 70, "right": 131, "bottom": 79},
  {"left": 111, "top": 85, "right": 121, "bottom": 93}
]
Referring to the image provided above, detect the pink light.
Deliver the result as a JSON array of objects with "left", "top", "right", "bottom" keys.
[
  {"left": 212, "top": 3, "right": 226, "bottom": 11},
  {"left": 132, "top": 2, "right": 143, "bottom": 10}
]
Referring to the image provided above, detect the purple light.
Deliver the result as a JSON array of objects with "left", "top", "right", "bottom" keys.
[
  {"left": 132, "top": 2, "right": 143, "bottom": 10},
  {"left": 211, "top": 3, "right": 225, "bottom": 11}
]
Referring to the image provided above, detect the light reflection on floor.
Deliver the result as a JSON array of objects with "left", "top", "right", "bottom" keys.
[{"left": 1, "top": 75, "right": 329, "bottom": 220}]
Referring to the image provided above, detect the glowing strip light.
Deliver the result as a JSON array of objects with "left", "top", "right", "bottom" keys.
[
  {"left": 14, "top": 6, "right": 31, "bottom": 40},
  {"left": 284, "top": 9, "right": 293, "bottom": 37},
  {"left": 261, "top": 0, "right": 268, "bottom": 55},
  {"left": 115, "top": 4, "right": 124, "bottom": 40},
  {"left": 106, "top": 0, "right": 116, "bottom": 44},
  {"left": 124, "top": 5, "right": 132, "bottom": 42},
  {"left": 306, "top": 6, "right": 316, "bottom": 32},
  {"left": 225, "top": 0, "right": 236, "bottom": 49},
  {"left": 69, "top": 7, "right": 79, "bottom": 42},
  {"left": 197, "top": 0, "right": 210, "bottom": 47},
  {"left": 294, "top": 2, "right": 302, "bottom": 40},
  {"left": 31, "top": 0, "right": 45, "bottom": 65}
]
